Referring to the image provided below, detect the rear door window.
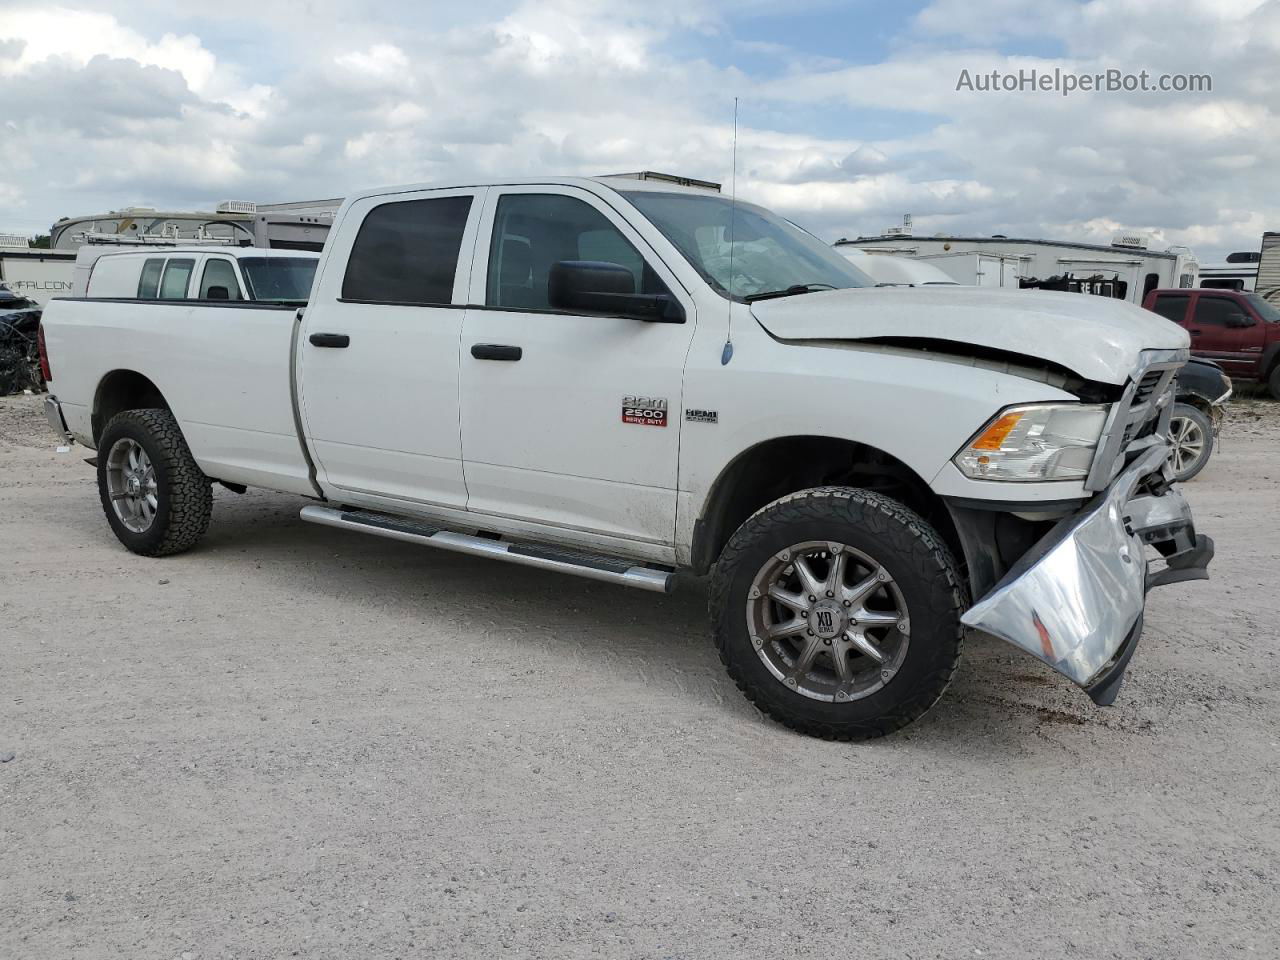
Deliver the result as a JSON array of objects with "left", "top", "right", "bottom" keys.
[
  {"left": 159, "top": 258, "right": 195, "bottom": 299},
  {"left": 199, "top": 258, "right": 243, "bottom": 300},
  {"left": 137, "top": 258, "right": 165, "bottom": 299},
  {"left": 1150, "top": 293, "right": 1190, "bottom": 323},
  {"left": 342, "top": 195, "right": 473, "bottom": 305}
]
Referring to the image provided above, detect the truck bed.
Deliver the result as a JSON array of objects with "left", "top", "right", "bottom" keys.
[{"left": 41, "top": 298, "right": 316, "bottom": 496}]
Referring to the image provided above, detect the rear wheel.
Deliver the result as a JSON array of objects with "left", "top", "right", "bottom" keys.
[
  {"left": 710, "top": 487, "right": 966, "bottom": 740},
  {"left": 97, "top": 408, "right": 212, "bottom": 556},
  {"left": 1168, "top": 402, "right": 1213, "bottom": 482}
]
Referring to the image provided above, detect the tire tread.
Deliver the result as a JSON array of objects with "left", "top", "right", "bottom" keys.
[
  {"left": 709, "top": 486, "right": 966, "bottom": 741},
  {"left": 98, "top": 408, "right": 212, "bottom": 557}
]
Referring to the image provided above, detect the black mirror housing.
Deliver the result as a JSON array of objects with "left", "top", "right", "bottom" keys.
[
  {"left": 548, "top": 260, "right": 685, "bottom": 323},
  {"left": 206, "top": 286, "right": 230, "bottom": 300}
]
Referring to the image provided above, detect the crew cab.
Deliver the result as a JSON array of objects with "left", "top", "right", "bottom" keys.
[
  {"left": 1144, "top": 287, "right": 1280, "bottom": 399},
  {"left": 38, "top": 176, "right": 1213, "bottom": 740}
]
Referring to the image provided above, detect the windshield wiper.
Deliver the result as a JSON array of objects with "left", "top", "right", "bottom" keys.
[{"left": 743, "top": 283, "right": 838, "bottom": 303}]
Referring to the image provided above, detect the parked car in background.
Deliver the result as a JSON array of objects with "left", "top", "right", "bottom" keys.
[
  {"left": 1144, "top": 288, "right": 1280, "bottom": 399},
  {"left": 1168, "top": 358, "right": 1231, "bottom": 482},
  {"left": 73, "top": 246, "right": 320, "bottom": 302}
]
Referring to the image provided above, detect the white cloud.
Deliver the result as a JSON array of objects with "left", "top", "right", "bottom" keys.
[{"left": 0, "top": 0, "right": 1277, "bottom": 262}]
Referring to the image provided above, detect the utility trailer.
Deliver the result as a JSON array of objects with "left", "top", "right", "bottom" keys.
[{"left": 835, "top": 232, "right": 1198, "bottom": 306}]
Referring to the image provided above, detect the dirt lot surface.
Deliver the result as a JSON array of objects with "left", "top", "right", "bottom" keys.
[{"left": 2, "top": 392, "right": 1278, "bottom": 959}]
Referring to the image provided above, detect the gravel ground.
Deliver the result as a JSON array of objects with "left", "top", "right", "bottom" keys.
[{"left": 2, "top": 392, "right": 1278, "bottom": 959}]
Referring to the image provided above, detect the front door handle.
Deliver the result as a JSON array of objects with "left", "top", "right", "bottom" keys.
[
  {"left": 310, "top": 333, "right": 350, "bottom": 348},
  {"left": 471, "top": 343, "right": 522, "bottom": 361}
]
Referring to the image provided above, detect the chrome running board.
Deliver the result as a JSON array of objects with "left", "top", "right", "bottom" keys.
[{"left": 299, "top": 505, "right": 675, "bottom": 594}]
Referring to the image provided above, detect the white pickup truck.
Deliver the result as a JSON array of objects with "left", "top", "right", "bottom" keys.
[{"left": 38, "top": 176, "right": 1213, "bottom": 739}]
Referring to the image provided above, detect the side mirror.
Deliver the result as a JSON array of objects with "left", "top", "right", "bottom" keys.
[
  {"left": 206, "top": 286, "right": 230, "bottom": 300},
  {"left": 1226, "top": 311, "right": 1256, "bottom": 328},
  {"left": 547, "top": 260, "right": 685, "bottom": 323}
]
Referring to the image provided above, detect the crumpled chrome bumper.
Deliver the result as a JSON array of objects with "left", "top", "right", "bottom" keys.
[{"left": 960, "top": 443, "right": 1212, "bottom": 705}]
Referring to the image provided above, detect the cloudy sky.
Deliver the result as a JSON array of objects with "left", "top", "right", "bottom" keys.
[{"left": 1, "top": 0, "right": 1276, "bottom": 261}]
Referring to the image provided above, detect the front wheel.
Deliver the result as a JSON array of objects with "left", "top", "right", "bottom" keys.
[
  {"left": 1168, "top": 402, "right": 1214, "bottom": 482},
  {"left": 709, "top": 487, "right": 966, "bottom": 741},
  {"left": 97, "top": 408, "right": 212, "bottom": 556},
  {"left": 1269, "top": 365, "right": 1280, "bottom": 402}
]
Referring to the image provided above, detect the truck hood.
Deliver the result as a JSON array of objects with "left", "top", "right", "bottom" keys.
[{"left": 749, "top": 286, "right": 1189, "bottom": 385}]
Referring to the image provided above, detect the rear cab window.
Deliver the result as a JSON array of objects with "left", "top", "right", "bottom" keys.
[{"left": 1150, "top": 293, "right": 1190, "bottom": 323}]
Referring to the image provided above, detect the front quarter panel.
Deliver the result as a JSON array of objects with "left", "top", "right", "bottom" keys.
[{"left": 675, "top": 316, "right": 1080, "bottom": 555}]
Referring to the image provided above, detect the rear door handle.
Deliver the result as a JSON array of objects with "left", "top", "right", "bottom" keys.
[
  {"left": 471, "top": 343, "right": 522, "bottom": 361},
  {"left": 309, "top": 333, "right": 350, "bottom": 348},
  {"left": 1188, "top": 329, "right": 1202, "bottom": 335}
]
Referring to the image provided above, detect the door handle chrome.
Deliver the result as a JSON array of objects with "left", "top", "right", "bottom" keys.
[{"left": 470, "top": 343, "right": 522, "bottom": 361}]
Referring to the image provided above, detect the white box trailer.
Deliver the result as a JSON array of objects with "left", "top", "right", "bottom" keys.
[
  {"left": 834, "top": 232, "right": 1198, "bottom": 306},
  {"left": 912, "top": 251, "right": 1022, "bottom": 289},
  {"left": 0, "top": 247, "right": 76, "bottom": 305}
]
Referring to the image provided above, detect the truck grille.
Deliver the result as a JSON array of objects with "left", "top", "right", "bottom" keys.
[
  {"left": 1085, "top": 354, "right": 1184, "bottom": 491},
  {"left": 1131, "top": 370, "right": 1164, "bottom": 405}
]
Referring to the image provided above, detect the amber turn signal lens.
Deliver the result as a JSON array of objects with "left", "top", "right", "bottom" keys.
[{"left": 971, "top": 411, "right": 1024, "bottom": 450}]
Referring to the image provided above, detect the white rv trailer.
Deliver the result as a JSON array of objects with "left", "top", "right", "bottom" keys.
[
  {"left": 1198, "top": 256, "right": 1258, "bottom": 292},
  {"left": 50, "top": 201, "right": 335, "bottom": 253},
  {"left": 834, "top": 231, "right": 1198, "bottom": 306},
  {"left": 0, "top": 238, "right": 76, "bottom": 305}
]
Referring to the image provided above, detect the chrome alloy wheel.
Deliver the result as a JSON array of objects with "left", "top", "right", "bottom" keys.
[
  {"left": 746, "top": 541, "right": 910, "bottom": 703},
  {"left": 105, "top": 438, "right": 159, "bottom": 533},
  {"left": 1169, "top": 414, "right": 1207, "bottom": 478}
]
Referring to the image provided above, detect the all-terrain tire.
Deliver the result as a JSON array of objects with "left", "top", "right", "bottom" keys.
[
  {"left": 710, "top": 487, "right": 966, "bottom": 741},
  {"left": 97, "top": 408, "right": 212, "bottom": 557}
]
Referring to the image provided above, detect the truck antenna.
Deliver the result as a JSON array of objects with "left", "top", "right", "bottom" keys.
[{"left": 721, "top": 97, "right": 739, "bottom": 366}]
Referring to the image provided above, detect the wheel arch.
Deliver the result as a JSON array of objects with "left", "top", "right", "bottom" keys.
[
  {"left": 689, "top": 435, "right": 960, "bottom": 577},
  {"left": 92, "top": 369, "right": 170, "bottom": 446},
  {"left": 1261, "top": 341, "right": 1280, "bottom": 379}
]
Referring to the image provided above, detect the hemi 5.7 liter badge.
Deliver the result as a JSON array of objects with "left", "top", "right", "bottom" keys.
[{"left": 622, "top": 396, "right": 668, "bottom": 427}]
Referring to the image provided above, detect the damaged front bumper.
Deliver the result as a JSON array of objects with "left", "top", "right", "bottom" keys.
[{"left": 960, "top": 443, "right": 1212, "bottom": 705}]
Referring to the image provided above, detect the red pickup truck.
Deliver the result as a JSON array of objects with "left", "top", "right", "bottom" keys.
[{"left": 1144, "top": 288, "right": 1280, "bottom": 399}]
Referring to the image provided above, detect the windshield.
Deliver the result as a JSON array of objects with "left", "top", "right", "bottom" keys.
[
  {"left": 1245, "top": 293, "right": 1280, "bottom": 323},
  {"left": 239, "top": 257, "right": 318, "bottom": 303},
  {"left": 622, "top": 191, "right": 873, "bottom": 301}
]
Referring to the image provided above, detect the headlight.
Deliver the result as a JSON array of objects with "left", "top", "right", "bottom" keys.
[{"left": 954, "top": 403, "right": 1109, "bottom": 482}]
